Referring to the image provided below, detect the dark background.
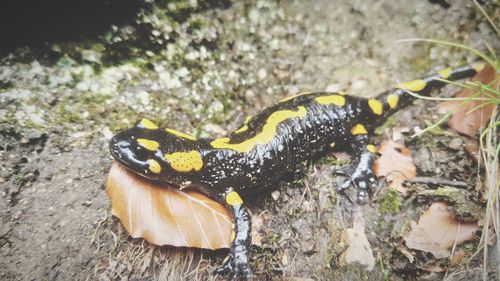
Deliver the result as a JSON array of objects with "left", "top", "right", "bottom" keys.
[{"left": 0, "top": 0, "right": 141, "bottom": 53}]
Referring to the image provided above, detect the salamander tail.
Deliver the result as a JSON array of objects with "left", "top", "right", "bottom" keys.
[{"left": 373, "top": 62, "right": 486, "bottom": 118}]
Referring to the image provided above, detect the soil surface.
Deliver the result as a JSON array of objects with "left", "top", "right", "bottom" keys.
[{"left": 1, "top": 0, "right": 499, "bottom": 280}]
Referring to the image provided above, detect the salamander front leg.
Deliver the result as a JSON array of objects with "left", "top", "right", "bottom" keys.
[
  {"left": 336, "top": 135, "right": 376, "bottom": 204},
  {"left": 216, "top": 188, "right": 252, "bottom": 279}
]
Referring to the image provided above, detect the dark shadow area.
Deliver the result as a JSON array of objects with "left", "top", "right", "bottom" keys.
[{"left": 0, "top": 0, "right": 142, "bottom": 54}]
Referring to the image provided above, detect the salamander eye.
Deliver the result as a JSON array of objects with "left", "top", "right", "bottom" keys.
[{"left": 132, "top": 145, "right": 150, "bottom": 161}]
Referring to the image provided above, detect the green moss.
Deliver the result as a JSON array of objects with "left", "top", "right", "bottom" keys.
[
  {"left": 56, "top": 55, "right": 78, "bottom": 68},
  {"left": 315, "top": 155, "right": 350, "bottom": 166},
  {"left": 379, "top": 189, "right": 402, "bottom": 215},
  {"left": 91, "top": 43, "right": 106, "bottom": 52},
  {"left": 251, "top": 232, "right": 283, "bottom": 277},
  {"left": 51, "top": 93, "right": 117, "bottom": 132},
  {"left": 81, "top": 94, "right": 112, "bottom": 104},
  {"left": 189, "top": 17, "right": 206, "bottom": 30},
  {"left": 21, "top": 120, "right": 46, "bottom": 129},
  {"left": 410, "top": 56, "right": 432, "bottom": 73},
  {"left": 108, "top": 110, "right": 140, "bottom": 132},
  {"left": 14, "top": 171, "right": 34, "bottom": 187},
  {"left": 407, "top": 45, "right": 432, "bottom": 74},
  {"left": 208, "top": 88, "right": 237, "bottom": 125}
]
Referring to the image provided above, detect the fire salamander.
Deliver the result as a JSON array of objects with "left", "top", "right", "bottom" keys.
[{"left": 109, "top": 62, "right": 485, "bottom": 279}]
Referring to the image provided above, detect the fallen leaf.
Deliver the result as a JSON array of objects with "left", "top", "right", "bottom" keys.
[
  {"left": 339, "top": 206, "right": 375, "bottom": 270},
  {"left": 374, "top": 140, "right": 416, "bottom": 194},
  {"left": 438, "top": 64, "right": 497, "bottom": 137},
  {"left": 107, "top": 162, "right": 232, "bottom": 250},
  {"left": 404, "top": 202, "right": 479, "bottom": 258}
]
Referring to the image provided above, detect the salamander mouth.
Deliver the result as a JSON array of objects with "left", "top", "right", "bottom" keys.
[
  {"left": 109, "top": 137, "right": 149, "bottom": 173},
  {"left": 109, "top": 137, "right": 125, "bottom": 161}
]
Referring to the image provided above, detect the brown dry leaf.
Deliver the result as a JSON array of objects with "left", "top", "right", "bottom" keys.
[
  {"left": 107, "top": 162, "right": 232, "bottom": 250},
  {"left": 438, "top": 64, "right": 497, "bottom": 137},
  {"left": 339, "top": 206, "right": 375, "bottom": 270},
  {"left": 404, "top": 202, "right": 479, "bottom": 258},
  {"left": 374, "top": 140, "right": 416, "bottom": 194}
]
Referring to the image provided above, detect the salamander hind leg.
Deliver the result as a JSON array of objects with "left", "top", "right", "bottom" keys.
[
  {"left": 335, "top": 133, "right": 376, "bottom": 204},
  {"left": 216, "top": 188, "right": 252, "bottom": 279}
]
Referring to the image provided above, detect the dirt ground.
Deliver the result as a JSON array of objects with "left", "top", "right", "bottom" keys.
[{"left": 0, "top": 0, "right": 499, "bottom": 280}]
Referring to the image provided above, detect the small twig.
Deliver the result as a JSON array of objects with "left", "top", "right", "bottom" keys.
[
  {"left": 408, "top": 177, "right": 469, "bottom": 188},
  {"left": 298, "top": 179, "right": 311, "bottom": 206}
]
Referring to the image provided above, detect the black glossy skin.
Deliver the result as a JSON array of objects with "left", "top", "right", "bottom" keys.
[
  {"left": 109, "top": 64, "right": 481, "bottom": 279},
  {"left": 207, "top": 94, "right": 373, "bottom": 193}
]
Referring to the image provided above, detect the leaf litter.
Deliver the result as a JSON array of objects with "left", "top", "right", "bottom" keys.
[
  {"left": 107, "top": 162, "right": 233, "bottom": 250},
  {"left": 374, "top": 140, "right": 417, "bottom": 194},
  {"left": 404, "top": 202, "right": 479, "bottom": 258},
  {"left": 438, "top": 64, "right": 497, "bottom": 138}
]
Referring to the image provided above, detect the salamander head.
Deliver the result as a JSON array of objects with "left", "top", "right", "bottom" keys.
[{"left": 109, "top": 119, "right": 204, "bottom": 184}]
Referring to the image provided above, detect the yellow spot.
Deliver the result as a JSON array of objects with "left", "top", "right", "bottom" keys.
[
  {"left": 165, "top": 128, "right": 197, "bottom": 141},
  {"left": 471, "top": 61, "right": 485, "bottom": 73},
  {"left": 225, "top": 191, "right": 243, "bottom": 206},
  {"left": 339, "top": 91, "right": 346, "bottom": 95},
  {"left": 387, "top": 94, "right": 399, "bottom": 109},
  {"left": 234, "top": 125, "right": 248, "bottom": 134},
  {"left": 367, "top": 144, "right": 376, "bottom": 153},
  {"left": 315, "top": 94, "right": 346, "bottom": 106},
  {"left": 213, "top": 137, "right": 230, "bottom": 145},
  {"left": 280, "top": 91, "right": 313, "bottom": 102},
  {"left": 329, "top": 142, "right": 336, "bottom": 148},
  {"left": 368, "top": 99, "right": 383, "bottom": 115},
  {"left": 244, "top": 116, "right": 253, "bottom": 123},
  {"left": 148, "top": 159, "right": 161, "bottom": 174},
  {"left": 138, "top": 118, "right": 158, "bottom": 129},
  {"left": 230, "top": 230, "right": 236, "bottom": 241},
  {"left": 396, "top": 79, "right": 426, "bottom": 92},
  {"left": 211, "top": 107, "right": 308, "bottom": 153},
  {"left": 137, "top": 139, "right": 159, "bottom": 151},
  {"left": 351, "top": 124, "right": 367, "bottom": 135},
  {"left": 438, "top": 67, "right": 452, "bottom": 79},
  {"left": 164, "top": 151, "right": 203, "bottom": 172}
]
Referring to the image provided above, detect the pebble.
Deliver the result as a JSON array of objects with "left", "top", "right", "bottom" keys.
[
  {"left": 81, "top": 49, "right": 102, "bottom": 64},
  {"left": 281, "top": 249, "right": 289, "bottom": 266},
  {"left": 244, "top": 89, "right": 256, "bottom": 100},
  {"left": 12, "top": 210, "right": 23, "bottom": 220},
  {"left": 325, "top": 83, "right": 340, "bottom": 92},
  {"left": 350, "top": 79, "right": 367, "bottom": 90},
  {"left": 271, "top": 190, "right": 280, "bottom": 201},
  {"left": 257, "top": 68, "right": 267, "bottom": 80},
  {"left": 203, "top": 124, "right": 227, "bottom": 136},
  {"left": 101, "top": 127, "right": 114, "bottom": 140},
  {"left": 0, "top": 223, "right": 11, "bottom": 238},
  {"left": 137, "top": 90, "right": 150, "bottom": 106},
  {"left": 448, "top": 138, "right": 463, "bottom": 150}
]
